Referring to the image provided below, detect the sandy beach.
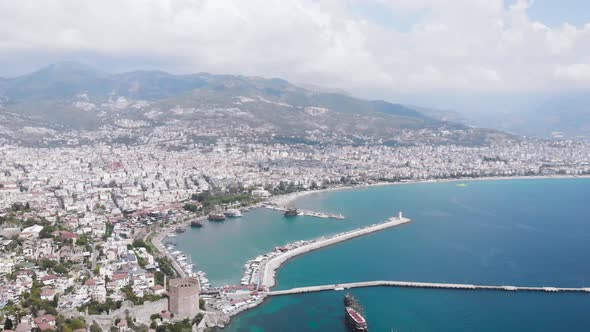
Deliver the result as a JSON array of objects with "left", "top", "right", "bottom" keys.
[{"left": 269, "top": 174, "right": 590, "bottom": 207}]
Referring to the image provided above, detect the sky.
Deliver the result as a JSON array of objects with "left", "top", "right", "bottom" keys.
[{"left": 0, "top": 0, "right": 589, "bottom": 111}]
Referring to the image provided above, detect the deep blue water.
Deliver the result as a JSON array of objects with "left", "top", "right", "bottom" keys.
[
  {"left": 224, "top": 287, "right": 590, "bottom": 332},
  {"left": 177, "top": 178, "right": 590, "bottom": 331}
]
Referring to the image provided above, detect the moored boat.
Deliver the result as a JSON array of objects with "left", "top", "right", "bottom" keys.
[
  {"left": 208, "top": 213, "right": 226, "bottom": 221},
  {"left": 284, "top": 208, "right": 299, "bottom": 217},
  {"left": 344, "top": 294, "right": 368, "bottom": 331},
  {"left": 345, "top": 307, "right": 368, "bottom": 332},
  {"left": 190, "top": 220, "right": 203, "bottom": 227},
  {"left": 224, "top": 208, "right": 243, "bottom": 217}
]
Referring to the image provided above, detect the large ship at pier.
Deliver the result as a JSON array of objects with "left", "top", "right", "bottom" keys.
[{"left": 344, "top": 293, "right": 368, "bottom": 331}]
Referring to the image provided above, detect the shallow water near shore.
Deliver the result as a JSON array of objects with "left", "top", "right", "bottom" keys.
[{"left": 176, "top": 178, "right": 590, "bottom": 331}]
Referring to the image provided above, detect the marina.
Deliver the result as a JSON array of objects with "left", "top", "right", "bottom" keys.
[
  {"left": 165, "top": 179, "right": 590, "bottom": 331},
  {"left": 217, "top": 179, "right": 590, "bottom": 331},
  {"left": 198, "top": 213, "right": 412, "bottom": 324},
  {"left": 162, "top": 236, "right": 212, "bottom": 289},
  {"left": 157, "top": 209, "right": 411, "bottom": 326},
  {"left": 258, "top": 212, "right": 411, "bottom": 289},
  {"left": 233, "top": 212, "right": 410, "bottom": 290}
]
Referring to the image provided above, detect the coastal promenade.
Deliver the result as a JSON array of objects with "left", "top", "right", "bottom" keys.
[
  {"left": 268, "top": 281, "right": 590, "bottom": 296},
  {"left": 259, "top": 214, "right": 411, "bottom": 288},
  {"left": 151, "top": 227, "right": 187, "bottom": 278}
]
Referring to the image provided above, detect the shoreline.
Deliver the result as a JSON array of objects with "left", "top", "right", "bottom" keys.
[
  {"left": 269, "top": 174, "right": 590, "bottom": 207},
  {"left": 149, "top": 215, "right": 209, "bottom": 281},
  {"left": 157, "top": 174, "right": 590, "bottom": 330}
]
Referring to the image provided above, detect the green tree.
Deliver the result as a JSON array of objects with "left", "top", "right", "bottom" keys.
[
  {"left": 199, "top": 298, "right": 206, "bottom": 310},
  {"left": 90, "top": 321, "right": 102, "bottom": 332},
  {"left": 4, "top": 318, "right": 14, "bottom": 330}
]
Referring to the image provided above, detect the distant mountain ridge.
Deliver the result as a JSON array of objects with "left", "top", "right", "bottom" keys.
[
  {"left": 0, "top": 62, "right": 510, "bottom": 145},
  {"left": 456, "top": 92, "right": 590, "bottom": 139}
]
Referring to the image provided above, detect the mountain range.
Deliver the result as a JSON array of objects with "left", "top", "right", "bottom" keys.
[
  {"left": 0, "top": 62, "right": 510, "bottom": 146},
  {"left": 461, "top": 92, "right": 590, "bottom": 139}
]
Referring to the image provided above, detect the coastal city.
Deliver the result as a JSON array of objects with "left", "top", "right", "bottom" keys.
[
  {"left": 0, "top": 136, "right": 589, "bottom": 331},
  {"left": 3, "top": 0, "right": 590, "bottom": 330}
]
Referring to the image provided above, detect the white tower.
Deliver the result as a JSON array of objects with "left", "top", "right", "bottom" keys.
[{"left": 398, "top": 211, "right": 403, "bottom": 219}]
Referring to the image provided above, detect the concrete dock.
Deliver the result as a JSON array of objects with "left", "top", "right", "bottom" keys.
[
  {"left": 259, "top": 214, "right": 411, "bottom": 288},
  {"left": 268, "top": 280, "right": 590, "bottom": 296}
]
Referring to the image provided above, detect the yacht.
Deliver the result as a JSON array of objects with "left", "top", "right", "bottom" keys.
[{"left": 224, "top": 208, "right": 243, "bottom": 217}]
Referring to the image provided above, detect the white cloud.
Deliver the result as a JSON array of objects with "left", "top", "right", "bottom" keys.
[
  {"left": 555, "top": 63, "right": 590, "bottom": 82},
  {"left": 0, "top": 0, "right": 589, "bottom": 95}
]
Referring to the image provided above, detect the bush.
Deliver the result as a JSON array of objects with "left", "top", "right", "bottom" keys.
[{"left": 199, "top": 298, "right": 206, "bottom": 310}]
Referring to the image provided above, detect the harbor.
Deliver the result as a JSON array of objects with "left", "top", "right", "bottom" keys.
[
  {"left": 156, "top": 200, "right": 590, "bottom": 331},
  {"left": 203, "top": 212, "right": 413, "bottom": 327},
  {"left": 152, "top": 217, "right": 213, "bottom": 289},
  {"left": 143, "top": 180, "right": 590, "bottom": 331},
  {"left": 257, "top": 212, "right": 411, "bottom": 289},
  {"left": 153, "top": 210, "right": 411, "bottom": 329}
]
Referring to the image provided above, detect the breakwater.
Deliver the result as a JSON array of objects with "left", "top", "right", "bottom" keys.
[
  {"left": 268, "top": 280, "right": 590, "bottom": 296},
  {"left": 259, "top": 214, "right": 411, "bottom": 288}
]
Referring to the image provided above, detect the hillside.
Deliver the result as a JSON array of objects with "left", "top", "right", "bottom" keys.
[
  {"left": 0, "top": 63, "right": 511, "bottom": 146},
  {"left": 458, "top": 92, "right": 590, "bottom": 139}
]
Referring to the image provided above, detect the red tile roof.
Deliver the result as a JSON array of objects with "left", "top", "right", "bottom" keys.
[
  {"left": 112, "top": 273, "right": 128, "bottom": 280},
  {"left": 37, "top": 323, "right": 56, "bottom": 331}
]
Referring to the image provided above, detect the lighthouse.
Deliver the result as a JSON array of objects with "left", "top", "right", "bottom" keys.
[{"left": 398, "top": 211, "right": 403, "bottom": 219}]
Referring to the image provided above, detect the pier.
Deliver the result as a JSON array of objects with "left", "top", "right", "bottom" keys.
[
  {"left": 268, "top": 280, "right": 590, "bottom": 296},
  {"left": 259, "top": 214, "right": 411, "bottom": 288},
  {"left": 263, "top": 205, "right": 345, "bottom": 219}
]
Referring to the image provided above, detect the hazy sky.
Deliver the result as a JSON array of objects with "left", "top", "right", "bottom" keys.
[{"left": 0, "top": 0, "right": 589, "bottom": 110}]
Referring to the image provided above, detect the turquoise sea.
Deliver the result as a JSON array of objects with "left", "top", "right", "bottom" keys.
[{"left": 175, "top": 178, "right": 590, "bottom": 331}]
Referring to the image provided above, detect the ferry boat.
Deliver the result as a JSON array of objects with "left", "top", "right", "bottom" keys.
[
  {"left": 284, "top": 208, "right": 299, "bottom": 217},
  {"left": 208, "top": 213, "right": 226, "bottom": 221},
  {"left": 344, "top": 294, "right": 368, "bottom": 331},
  {"left": 224, "top": 208, "right": 243, "bottom": 217}
]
